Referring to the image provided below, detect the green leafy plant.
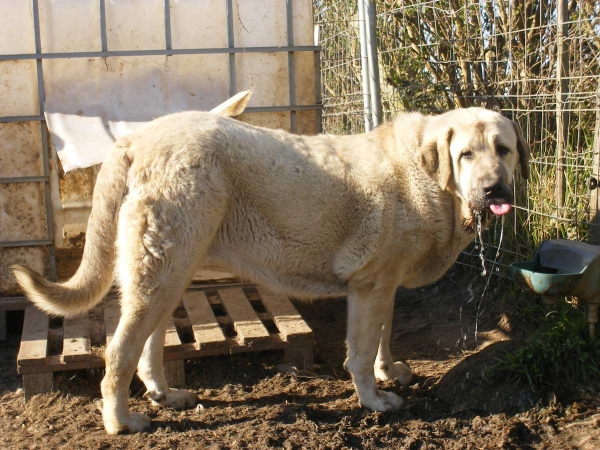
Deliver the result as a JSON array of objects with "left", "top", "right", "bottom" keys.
[{"left": 494, "top": 302, "right": 600, "bottom": 393}]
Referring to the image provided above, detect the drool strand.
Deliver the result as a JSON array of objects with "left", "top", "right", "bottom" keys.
[
  {"left": 475, "top": 212, "right": 486, "bottom": 276},
  {"left": 474, "top": 215, "right": 506, "bottom": 343}
]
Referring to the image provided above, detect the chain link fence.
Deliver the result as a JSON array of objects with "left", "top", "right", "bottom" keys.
[{"left": 315, "top": 0, "right": 600, "bottom": 276}]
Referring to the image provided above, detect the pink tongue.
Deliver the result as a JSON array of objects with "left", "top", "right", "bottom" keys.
[{"left": 490, "top": 203, "right": 511, "bottom": 215}]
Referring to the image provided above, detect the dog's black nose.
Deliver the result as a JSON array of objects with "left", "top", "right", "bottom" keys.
[{"left": 483, "top": 182, "right": 504, "bottom": 198}]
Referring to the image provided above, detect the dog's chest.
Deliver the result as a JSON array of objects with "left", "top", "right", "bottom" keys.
[{"left": 392, "top": 211, "right": 476, "bottom": 288}]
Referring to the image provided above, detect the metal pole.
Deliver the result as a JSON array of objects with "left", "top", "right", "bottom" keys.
[
  {"left": 556, "top": 0, "right": 569, "bottom": 236},
  {"left": 164, "top": 0, "right": 172, "bottom": 55},
  {"left": 364, "top": 0, "right": 382, "bottom": 127},
  {"left": 314, "top": 50, "right": 323, "bottom": 134},
  {"left": 99, "top": 0, "right": 108, "bottom": 51},
  {"left": 287, "top": 0, "right": 297, "bottom": 133},
  {"left": 226, "top": 0, "right": 237, "bottom": 99},
  {"left": 0, "top": 46, "right": 321, "bottom": 60},
  {"left": 33, "top": 0, "right": 56, "bottom": 281},
  {"left": 357, "top": 0, "right": 373, "bottom": 132},
  {"left": 590, "top": 97, "right": 600, "bottom": 244}
]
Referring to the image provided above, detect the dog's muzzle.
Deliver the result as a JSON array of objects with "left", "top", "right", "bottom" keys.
[{"left": 470, "top": 182, "right": 513, "bottom": 216}]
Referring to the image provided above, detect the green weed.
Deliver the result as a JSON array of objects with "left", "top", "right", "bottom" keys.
[{"left": 494, "top": 302, "right": 600, "bottom": 393}]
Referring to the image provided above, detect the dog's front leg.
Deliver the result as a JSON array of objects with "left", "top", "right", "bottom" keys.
[
  {"left": 374, "top": 298, "right": 413, "bottom": 384},
  {"left": 344, "top": 287, "right": 404, "bottom": 411}
]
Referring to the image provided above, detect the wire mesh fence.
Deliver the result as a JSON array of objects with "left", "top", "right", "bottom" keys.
[
  {"left": 314, "top": 1, "right": 366, "bottom": 134},
  {"left": 314, "top": 0, "right": 600, "bottom": 277}
]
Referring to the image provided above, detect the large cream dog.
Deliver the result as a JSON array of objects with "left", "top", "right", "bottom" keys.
[{"left": 12, "top": 106, "right": 529, "bottom": 434}]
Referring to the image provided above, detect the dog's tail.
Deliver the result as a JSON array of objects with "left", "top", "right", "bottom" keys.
[{"left": 11, "top": 142, "right": 132, "bottom": 317}]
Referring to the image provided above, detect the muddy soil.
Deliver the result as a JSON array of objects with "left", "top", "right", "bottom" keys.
[{"left": 1, "top": 272, "right": 599, "bottom": 449}]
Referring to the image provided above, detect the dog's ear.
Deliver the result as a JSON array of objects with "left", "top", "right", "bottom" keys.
[
  {"left": 419, "top": 127, "right": 453, "bottom": 191},
  {"left": 210, "top": 89, "right": 253, "bottom": 118},
  {"left": 512, "top": 121, "right": 530, "bottom": 180}
]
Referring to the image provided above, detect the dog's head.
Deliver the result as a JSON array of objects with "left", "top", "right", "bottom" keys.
[{"left": 419, "top": 108, "right": 530, "bottom": 218}]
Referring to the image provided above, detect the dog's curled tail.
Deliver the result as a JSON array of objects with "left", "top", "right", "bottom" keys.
[{"left": 11, "top": 142, "right": 132, "bottom": 317}]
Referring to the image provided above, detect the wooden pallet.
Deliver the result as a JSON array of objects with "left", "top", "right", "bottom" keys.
[
  {"left": 0, "top": 267, "right": 236, "bottom": 341},
  {"left": 17, "top": 285, "right": 314, "bottom": 400}
]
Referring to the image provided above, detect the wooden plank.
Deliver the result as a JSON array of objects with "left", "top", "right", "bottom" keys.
[
  {"left": 18, "top": 355, "right": 105, "bottom": 374},
  {"left": 62, "top": 314, "right": 92, "bottom": 362},
  {"left": 164, "top": 360, "right": 185, "bottom": 387},
  {"left": 16, "top": 335, "right": 290, "bottom": 373},
  {"left": 103, "top": 295, "right": 120, "bottom": 347},
  {"left": 164, "top": 317, "right": 183, "bottom": 354},
  {"left": 206, "top": 294, "right": 221, "bottom": 306},
  {"left": 188, "top": 282, "right": 252, "bottom": 290},
  {"left": 256, "top": 287, "right": 313, "bottom": 342},
  {"left": 217, "top": 288, "right": 270, "bottom": 345},
  {"left": 0, "top": 296, "right": 31, "bottom": 311},
  {"left": 181, "top": 291, "right": 227, "bottom": 350},
  {"left": 23, "top": 372, "right": 54, "bottom": 401},
  {"left": 192, "top": 266, "right": 238, "bottom": 283},
  {"left": 18, "top": 306, "right": 49, "bottom": 366}
]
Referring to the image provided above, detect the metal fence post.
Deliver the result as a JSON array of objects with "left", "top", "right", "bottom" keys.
[
  {"left": 33, "top": 0, "right": 57, "bottom": 281},
  {"left": 364, "top": 0, "right": 382, "bottom": 127},
  {"left": 556, "top": 0, "right": 570, "bottom": 235},
  {"left": 357, "top": 0, "right": 373, "bottom": 132},
  {"left": 590, "top": 95, "right": 600, "bottom": 244}
]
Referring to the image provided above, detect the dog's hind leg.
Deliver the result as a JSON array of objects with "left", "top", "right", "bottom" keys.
[
  {"left": 101, "top": 247, "right": 213, "bottom": 434},
  {"left": 344, "top": 287, "right": 404, "bottom": 412},
  {"left": 374, "top": 298, "right": 413, "bottom": 385},
  {"left": 100, "top": 285, "right": 183, "bottom": 434},
  {"left": 100, "top": 187, "right": 226, "bottom": 434},
  {"left": 138, "top": 315, "right": 197, "bottom": 409}
]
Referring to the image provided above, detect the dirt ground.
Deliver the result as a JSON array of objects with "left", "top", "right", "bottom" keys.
[{"left": 1, "top": 271, "right": 600, "bottom": 449}]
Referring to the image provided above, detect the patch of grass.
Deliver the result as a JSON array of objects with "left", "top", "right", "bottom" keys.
[{"left": 494, "top": 302, "right": 600, "bottom": 393}]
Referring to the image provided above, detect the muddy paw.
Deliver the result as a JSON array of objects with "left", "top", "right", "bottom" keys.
[
  {"left": 145, "top": 388, "right": 197, "bottom": 409},
  {"left": 360, "top": 389, "right": 404, "bottom": 412},
  {"left": 104, "top": 412, "right": 152, "bottom": 435},
  {"left": 374, "top": 361, "right": 413, "bottom": 385}
]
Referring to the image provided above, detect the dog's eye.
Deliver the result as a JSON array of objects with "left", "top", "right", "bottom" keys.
[
  {"left": 497, "top": 145, "right": 510, "bottom": 156},
  {"left": 460, "top": 151, "right": 474, "bottom": 160}
]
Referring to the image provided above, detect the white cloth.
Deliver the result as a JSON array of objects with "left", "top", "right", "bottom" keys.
[{"left": 43, "top": 55, "right": 230, "bottom": 172}]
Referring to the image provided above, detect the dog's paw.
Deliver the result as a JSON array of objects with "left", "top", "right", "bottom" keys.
[
  {"left": 104, "top": 412, "right": 151, "bottom": 435},
  {"left": 145, "top": 388, "right": 197, "bottom": 409},
  {"left": 360, "top": 389, "right": 404, "bottom": 412},
  {"left": 374, "top": 361, "right": 413, "bottom": 385}
]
